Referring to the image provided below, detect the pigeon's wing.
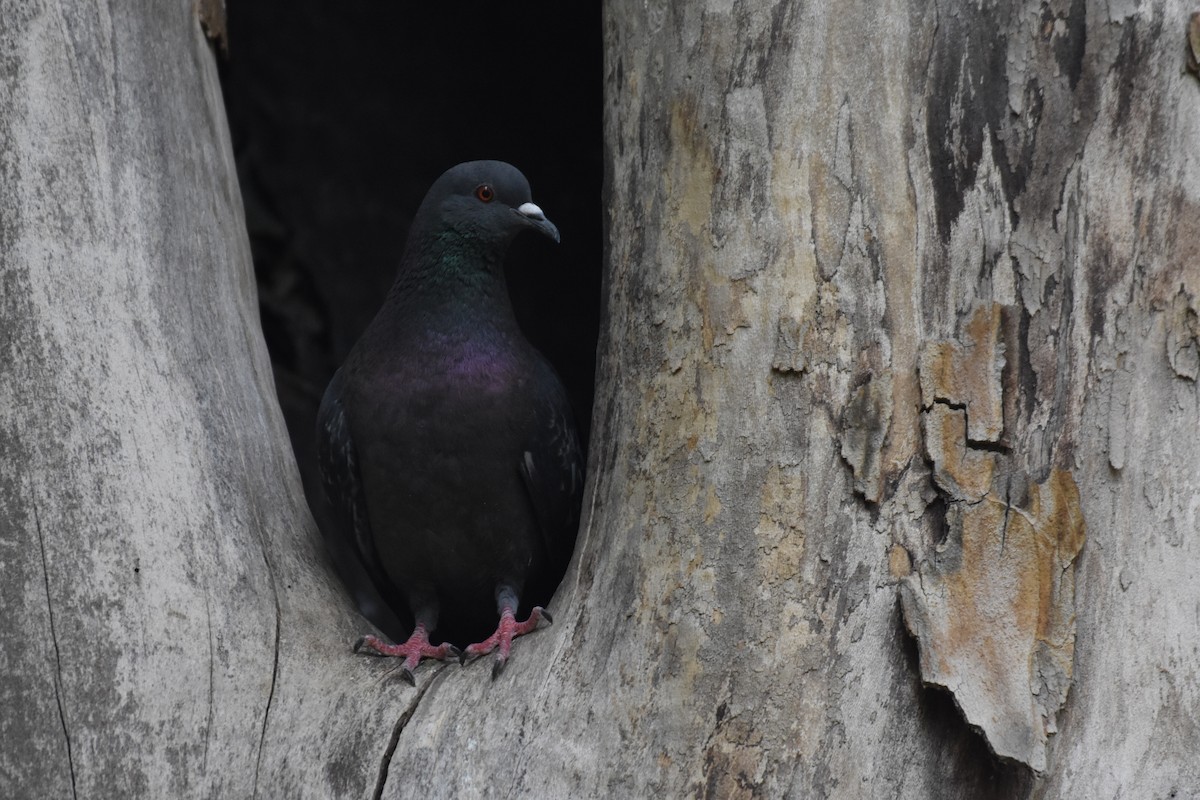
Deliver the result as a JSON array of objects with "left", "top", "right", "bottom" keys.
[
  {"left": 316, "top": 368, "right": 391, "bottom": 593},
  {"left": 519, "top": 376, "right": 585, "bottom": 569}
]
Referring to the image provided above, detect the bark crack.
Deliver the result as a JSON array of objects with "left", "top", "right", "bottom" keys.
[
  {"left": 999, "top": 475, "right": 1012, "bottom": 554},
  {"left": 33, "top": 501, "right": 78, "bottom": 800},
  {"left": 239, "top": 437, "right": 284, "bottom": 800},
  {"left": 373, "top": 663, "right": 450, "bottom": 800},
  {"left": 928, "top": 396, "right": 1010, "bottom": 452},
  {"left": 251, "top": 592, "right": 282, "bottom": 798},
  {"left": 202, "top": 590, "right": 215, "bottom": 777}
]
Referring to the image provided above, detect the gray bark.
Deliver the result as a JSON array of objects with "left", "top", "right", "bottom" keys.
[
  {"left": 0, "top": 2, "right": 396, "bottom": 798},
  {"left": 3, "top": 1, "right": 1198, "bottom": 799}
]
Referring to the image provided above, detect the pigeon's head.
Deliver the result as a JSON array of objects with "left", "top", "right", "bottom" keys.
[{"left": 420, "top": 161, "right": 560, "bottom": 254}]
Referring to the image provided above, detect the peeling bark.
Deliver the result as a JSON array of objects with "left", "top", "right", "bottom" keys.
[
  {"left": 903, "top": 312, "right": 1087, "bottom": 770},
  {"left": 1166, "top": 286, "right": 1200, "bottom": 380}
]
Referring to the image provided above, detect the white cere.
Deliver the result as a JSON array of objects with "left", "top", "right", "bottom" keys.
[{"left": 517, "top": 202, "right": 546, "bottom": 221}]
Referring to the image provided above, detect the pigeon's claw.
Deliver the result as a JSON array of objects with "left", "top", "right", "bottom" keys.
[
  {"left": 353, "top": 624, "right": 454, "bottom": 683},
  {"left": 463, "top": 606, "right": 550, "bottom": 677}
]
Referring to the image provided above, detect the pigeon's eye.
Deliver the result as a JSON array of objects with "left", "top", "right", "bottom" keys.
[{"left": 475, "top": 184, "right": 495, "bottom": 203}]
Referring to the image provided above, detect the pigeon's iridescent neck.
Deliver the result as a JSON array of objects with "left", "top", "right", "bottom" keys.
[
  {"left": 429, "top": 228, "right": 498, "bottom": 272},
  {"left": 386, "top": 226, "right": 509, "bottom": 306}
]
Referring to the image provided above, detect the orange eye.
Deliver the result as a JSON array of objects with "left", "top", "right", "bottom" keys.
[{"left": 475, "top": 184, "right": 495, "bottom": 203}]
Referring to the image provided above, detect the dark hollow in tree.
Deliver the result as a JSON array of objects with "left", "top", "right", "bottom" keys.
[{"left": 219, "top": 3, "right": 603, "bottom": 640}]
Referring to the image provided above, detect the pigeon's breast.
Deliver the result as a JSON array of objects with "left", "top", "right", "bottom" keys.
[
  {"left": 354, "top": 329, "right": 536, "bottom": 440},
  {"left": 442, "top": 342, "right": 526, "bottom": 395},
  {"left": 349, "top": 332, "right": 545, "bottom": 597}
]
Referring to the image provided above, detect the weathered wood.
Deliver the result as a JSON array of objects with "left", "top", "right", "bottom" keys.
[
  {"left": 0, "top": 2, "right": 396, "bottom": 797},
  {"left": 3, "top": 1, "right": 1198, "bottom": 798}
]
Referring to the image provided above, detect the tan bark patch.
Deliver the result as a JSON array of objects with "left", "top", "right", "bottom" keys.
[
  {"left": 902, "top": 302, "right": 1086, "bottom": 773},
  {"left": 918, "top": 304, "right": 1005, "bottom": 443}
]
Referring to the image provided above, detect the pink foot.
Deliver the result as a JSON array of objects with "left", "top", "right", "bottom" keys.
[
  {"left": 463, "top": 606, "right": 552, "bottom": 678},
  {"left": 353, "top": 624, "right": 459, "bottom": 686}
]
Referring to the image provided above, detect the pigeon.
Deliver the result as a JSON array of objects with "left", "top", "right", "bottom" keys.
[{"left": 316, "top": 161, "right": 584, "bottom": 683}]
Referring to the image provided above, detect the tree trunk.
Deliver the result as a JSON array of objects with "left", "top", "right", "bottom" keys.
[
  {"left": 0, "top": 3, "right": 399, "bottom": 797},
  {"left": 3, "top": 1, "right": 1198, "bottom": 799},
  {"left": 378, "top": 1, "right": 1200, "bottom": 796}
]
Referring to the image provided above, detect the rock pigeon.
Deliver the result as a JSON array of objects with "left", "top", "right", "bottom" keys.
[{"left": 316, "top": 161, "right": 584, "bottom": 683}]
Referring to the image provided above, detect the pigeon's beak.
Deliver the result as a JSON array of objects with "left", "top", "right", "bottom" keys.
[{"left": 516, "top": 202, "right": 560, "bottom": 244}]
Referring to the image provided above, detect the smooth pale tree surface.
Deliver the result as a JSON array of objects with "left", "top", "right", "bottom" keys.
[
  {"left": 0, "top": 2, "right": 401, "bottom": 798},
  {"left": 2, "top": 2, "right": 1198, "bottom": 800}
]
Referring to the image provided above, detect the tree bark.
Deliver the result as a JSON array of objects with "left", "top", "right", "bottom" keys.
[
  {"left": 0, "top": 3, "right": 398, "bottom": 798},
  {"left": 373, "top": 1, "right": 1198, "bottom": 796},
  {"left": 3, "top": 1, "right": 1198, "bottom": 799}
]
